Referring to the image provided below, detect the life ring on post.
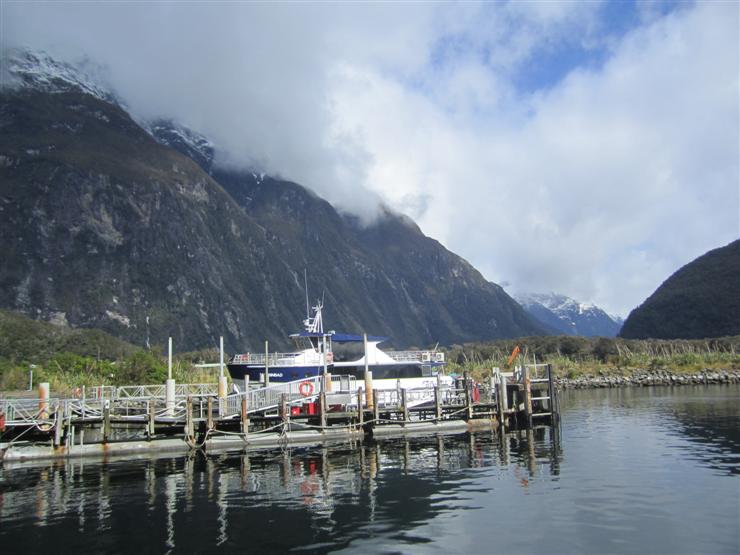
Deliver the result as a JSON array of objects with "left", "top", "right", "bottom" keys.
[{"left": 299, "top": 381, "right": 315, "bottom": 397}]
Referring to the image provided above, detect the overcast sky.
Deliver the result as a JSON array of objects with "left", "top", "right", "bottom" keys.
[{"left": 3, "top": 1, "right": 738, "bottom": 317}]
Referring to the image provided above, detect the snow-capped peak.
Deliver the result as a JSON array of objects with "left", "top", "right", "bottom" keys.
[
  {"left": 515, "top": 292, "right": 622, "bottom": 337},
  {"left": 2, "top": 49, "right": 118, "bottom": 105},
  {"left": 144, "top": 119, "right": 215, "bottom": 172}
]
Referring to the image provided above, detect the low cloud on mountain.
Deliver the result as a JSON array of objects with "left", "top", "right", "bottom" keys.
[{"left": 2, "top": 2, "right": 737, "bottom": 317}]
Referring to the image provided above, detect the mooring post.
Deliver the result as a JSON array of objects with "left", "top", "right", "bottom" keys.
[
  {"left": 319, "top": 390, "right": 327, "bottom": 428},
  {"left": 280, "top": 393, "right": 288, "bottom": 426},
  {"left": 363, "top": 333, "right": 373, "bottom": 409},
  {"left": 401, "top": 388, "right": 409, "bottom": 424},
  {"left": 185, "top": 396, "right": 194, "bottom": 441},
  {"left": 148, "top": 400, "right": 155, "bottom": 438},
  {"left": 547, "top": 363, "right": 555, "bottom": 416},
  {"left": 434, "top": 385, "right": 442, "bottom": 420},
  {"left": 497, "top": 377, "right": 506, "bottom": 432},
  {"left": 38, "top": 382, "right": 50, "bottom": 421},
  {"left": 218, "top": 336, "right": 227, "bottom": 417},
  {"left": 464, "top": 372, "right": 473, "bottom": 420},
  {"left": 524, "top": 365, "right": 533, "bottom": 429},
  {"left": 166, "top": 336, "right": 175, "bottom": 417},
  {"left": 323, "top": 334, "right": 332, "bottom": 392},
  {"left": 207, "top": 396, "right": 214, "bottom": 430},
  {"left": 103, "top": 400, "right": 111, "bottom": 443},
  {"left": 53, "top": 406, "right": 63, "bottom": 447},
  {"left": 357, "top": 387, "right": 364, "bottom": 426},
  {"left": 372, "top": 389, "right": 380, "bottom": 423},
  {"left": 240, "top": 396, "right": 249, "bottom": 436}
]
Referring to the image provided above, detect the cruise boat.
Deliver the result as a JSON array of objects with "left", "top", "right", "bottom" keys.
[{"left": 226, "top": 303, "right": 447, "bottom": 391}]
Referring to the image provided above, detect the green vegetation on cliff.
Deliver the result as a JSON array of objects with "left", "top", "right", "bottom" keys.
[
  {"left": 0, "top": 310, "right": 216, "bottom": 393},
  {"left": 620, "top": 239, "right": 740, "bottom": 339}
]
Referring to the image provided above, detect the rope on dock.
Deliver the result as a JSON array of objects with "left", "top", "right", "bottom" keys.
[{"left": 1, "top": 412, "right": 60, "bottom": 452}]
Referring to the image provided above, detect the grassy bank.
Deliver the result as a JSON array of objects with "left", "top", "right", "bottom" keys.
[
  {"left": 0, "top": 310, "right": 220, "bottom": 394},
  {"left": 444, "top": 336, "right": 740, "bottom": 382},
  {"left": 2, "top": 309, "right": 739, "bottom": 393}
]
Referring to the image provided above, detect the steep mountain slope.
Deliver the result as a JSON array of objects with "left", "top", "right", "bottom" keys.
[
  {"left": 0, "top": 50, "right": 548, "bottom": 351},
  {"left": 211, "top": 169, "right": 548, "bottom": 347},
  {"left": 620, "top": 239, "right": 740, "bottom": 339},
  {"left": 516, "top": 293, "right": 622, "bottom": 337},
  {"left": 0, "top": 87, "right": 307, "bottom": 351}
]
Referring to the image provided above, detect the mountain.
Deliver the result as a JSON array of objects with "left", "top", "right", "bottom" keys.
[
  {"left": 516, "top": 293, "right": 623, "bottom": 337},
  {"left": 0, "top": 49, "right": 548, "bottom": 351},
  {"left": 620, "top": 240, "right": 740, "bottom": 339}
]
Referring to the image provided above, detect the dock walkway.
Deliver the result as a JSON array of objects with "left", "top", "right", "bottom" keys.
[{"left": 0, "top": 365, "right": 559, "bottom": 462}]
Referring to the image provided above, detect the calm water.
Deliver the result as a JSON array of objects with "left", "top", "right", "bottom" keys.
[{"left": 1, "top": 385, "right": 738, "bottom": 554}]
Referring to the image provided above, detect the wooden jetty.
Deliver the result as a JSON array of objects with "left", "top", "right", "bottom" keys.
[{"left": 0, "top": 365, "right": 559, "bottom": 463}]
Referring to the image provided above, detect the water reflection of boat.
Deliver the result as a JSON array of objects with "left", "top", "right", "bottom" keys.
[{"left": 227, "top": 302, "right": 449, "bottom": 391}]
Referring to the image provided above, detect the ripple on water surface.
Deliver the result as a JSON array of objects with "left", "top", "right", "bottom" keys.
[{"left": 0, "top": 385, "right": 738, "bottom": 554}]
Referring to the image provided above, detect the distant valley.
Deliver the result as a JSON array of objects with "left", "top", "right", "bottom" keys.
[{"left": 515, "top": 293, "right": 623, "bottom": 337}]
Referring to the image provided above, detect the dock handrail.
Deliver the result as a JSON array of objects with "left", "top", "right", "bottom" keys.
[{"left": 224, "top": 374, "right": 357, "bottom": 417}]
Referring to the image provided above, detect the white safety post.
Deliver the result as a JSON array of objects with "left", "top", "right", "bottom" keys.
[
  {"left": 166, "top": 336, "right": 175, "bottom": 416},
  {"left": 218, "top": 336, "right": 227, "bottom": 416},
  {"left": 323, "top": 334, "right": 331, "bottom": 392},
  {"left": 264, "top": 340, "right": 270, "bottom": 387},
  {"left": 363, "top": 333, "right": 373, "bottom": 409}
]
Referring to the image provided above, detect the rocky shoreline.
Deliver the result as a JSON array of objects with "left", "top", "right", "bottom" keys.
[{"left": 556, "top": 369, "right": 740, "bottom": 389}]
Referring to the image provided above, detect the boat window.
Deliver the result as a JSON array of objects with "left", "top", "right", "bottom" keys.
[
  {"left": 332, "top": 341, "right": 365, "bottom": 362},
  {"left": 292, "top": 336, "right": 315, "bottom": 351},
  {"left": 421, "top": 365, "right": 433, "bottom": 377}
]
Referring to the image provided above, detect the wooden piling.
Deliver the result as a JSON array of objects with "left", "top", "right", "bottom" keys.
[
  {"left": 53, "top": 407, "right": 63, "bottom": 447},
  {"left": 434, "top": 385, "right": 442, "bottom": 420},
  {"left": 497, "top": 377, "right": 506, "bottom": 432},
  {"left": 185, "top": 396, "right": 194, "bottom": 441},
  {"left": 147, "top": 400, "right": 155, "bottom": 438},
  {"left": 280, "top": 394, "right": 288, "bottom": 427},
  {"left": 357, "top": 387, "right": 364, "bottom": 426},
  {"left": 401, "top": 388, "right": 408, "bottom": 424},
  {"left": 103, "top": 401, "right": 111, "bottom": 443},
  {"left": 372, "top": 389, "right": 379, "bottom": 423},
  {"left": 207, "top": 396, "right": 214, "bottom": 430},
  {"left": 547, "top": 363, "right": 556, "bottom": 418},
  {"left": 523, "top": 366, "right": 533, "bottom": 429},
  {"left": 464, "top": 372, "right": 473, "bottom": 420},
  {"left": 240, "top": 396, "right": 249, "bottom": 436},
  {"left": 319, "top": 391, "right": 327, "bottom": 428},
  {"left": 363, "top": 333, "right": 374, "bottom": 410},
  {"left": 38, "top": 382, "right": 50, "bottom": 421}
]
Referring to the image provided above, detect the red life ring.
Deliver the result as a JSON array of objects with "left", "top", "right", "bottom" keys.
[{"left": 299, "top": 381, "right": 314, "bottom": 396}]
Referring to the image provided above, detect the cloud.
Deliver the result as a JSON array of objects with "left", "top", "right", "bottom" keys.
[
  {"left": 2, "top": 1, "right": 738, "bottom": 316},
  {"left": 328, "top": 2, "right": 739, "bottom": 315}
]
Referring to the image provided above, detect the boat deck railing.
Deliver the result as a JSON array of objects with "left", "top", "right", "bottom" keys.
[
  {"left": 383, "top": 351, "right": 445, "bottom": 364},
  {"left": 231, "top": 351, "right": 329, "bottom": 367}
]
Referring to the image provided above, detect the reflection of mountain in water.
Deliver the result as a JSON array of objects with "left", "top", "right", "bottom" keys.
[
  {"left": 0, "top": 431, "right": 561, "bottom": 553},
  {"left": 658, "top": 388, "right": 740, "bottom": 476}
]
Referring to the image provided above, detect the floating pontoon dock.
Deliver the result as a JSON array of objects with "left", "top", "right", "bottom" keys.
[{"left": 0, "top": 365, "right": 559, "bottom": 462}]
